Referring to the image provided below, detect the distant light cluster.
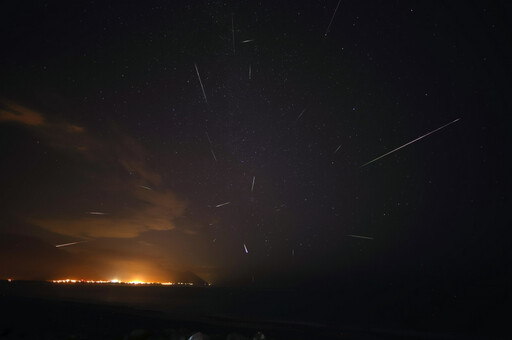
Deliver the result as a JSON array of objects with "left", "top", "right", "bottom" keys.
[{"left": 49, "top": 279, "right": 203, "bottom": 286}]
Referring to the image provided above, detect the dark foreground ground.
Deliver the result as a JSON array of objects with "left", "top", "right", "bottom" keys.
[
  {"left": 0, "top": 294, "right": 435, "bottom": 340},
  {"left": 0, "top": 294, "right": 338, "bottom": 340},
  {"left": 1, "top": 295, "right": 505, "bottom": 340},
  {"left": 0, "top": 280, "right": 508, "bottom": 340}
]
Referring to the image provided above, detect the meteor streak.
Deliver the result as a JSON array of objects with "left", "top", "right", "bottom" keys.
[
  {"left": 251, "top": 176, "right": 255, "bottom": 192},
  {"left": 231, "top": 14, "right": 236, "bottom": 56},
  {"left": 324, "top": 0, "right": 342, "bottom": 37},
  {"left": 206, "top": 131, "right": 213, "bottom": 145},
  {"left": 296, "top": 108, "right": 306, "bottom": 122},
  {"left": 244, "top": 243, "right": 248, "bottom": 253},
  {"left": 347, "top": 234, "right": 374, "bottom": 240},
  {"left": 194, "top": 63, "right": 208, "bottom": 103},
  {"left": 242, "top": 39, "right": 254, "bottom": 43},
  {"left": 56, "top": 241, "right": 87, "bottom": 248},
  {"left": 88, "top": 212, "right": 107, "bottom": 215},
  {"left": 360, "top": 118, "right": 460, "bottom": 168},
  {"left": 206, "top": 132, "right": 217, "bottom": 161},
  {"left": 334, "top": 144, "right": 342, "bottom": 154},
  {"left": 139, "top": 185, "right": 153, "bottom": 190},
  {"left": 216, "top": 201, "right": 231, "bottom": 208}
]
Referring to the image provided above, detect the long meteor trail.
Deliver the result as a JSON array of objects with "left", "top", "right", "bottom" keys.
[
  {"left": 360, "top": 118, "right": 460, "bottom": 168},
  {"left": 194, "top": 63, "right": 208, "bottom": 103},
  {"left": 324, "top": 0, "right": 342, "bottom": 37},
  {"left": 56, "top": 241, "right": 87, "bottom": 248}
]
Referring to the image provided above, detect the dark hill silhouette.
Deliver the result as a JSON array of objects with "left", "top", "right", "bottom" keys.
[{"left": 173, "top": 270, "right": 209, "bottom": 286}]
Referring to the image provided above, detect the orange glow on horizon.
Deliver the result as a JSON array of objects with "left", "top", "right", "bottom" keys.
[{"left": 49, "top": 278, "right": 204, "bottom": 286}]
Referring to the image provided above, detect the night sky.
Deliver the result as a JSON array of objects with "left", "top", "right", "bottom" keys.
[{"left": 0, "top": 1, "right": 510, "bottom": 289}]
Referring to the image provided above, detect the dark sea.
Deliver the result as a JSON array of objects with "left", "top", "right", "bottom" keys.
[
  {"left": 1, "top": 281, "right": 344, "bottom": 325},
  {"left": 0, "top": 280, "right": 507, "bottom": 339}
]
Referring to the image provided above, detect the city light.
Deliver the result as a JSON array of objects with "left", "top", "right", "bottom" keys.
[{"left": 49, "top": 279, "right": 200, "bottom": 286}]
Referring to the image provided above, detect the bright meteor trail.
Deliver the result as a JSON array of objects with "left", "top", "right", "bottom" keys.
[
  {"left": 55, "top": 241, "right": 87, "bottom": 248},
  {"left": 194, "top": 63, "right": 208, "bottom": 104},
  {"left": 360, "top": 118, "right": 460, "bottom": 168}
]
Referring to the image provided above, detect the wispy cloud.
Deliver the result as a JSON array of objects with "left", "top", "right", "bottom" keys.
[
  {"left": 30, "top": 187, "right": 186, "bottom": 238},
  {"left": 0, "top": 101, "right": 45, "bottom": 126},
  {"left": 1, "top": 100, "right": 188, "bottom": 239}
]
